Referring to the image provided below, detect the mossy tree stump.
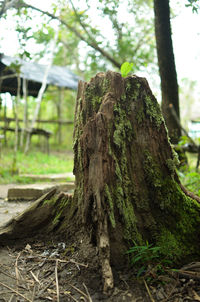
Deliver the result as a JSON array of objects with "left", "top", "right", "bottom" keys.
[
  {"left": 73, "top": 71, "right": 200, "bottom": 291},
  {"left": 1, "top": 71, "right": 200, "bottom": 293}
]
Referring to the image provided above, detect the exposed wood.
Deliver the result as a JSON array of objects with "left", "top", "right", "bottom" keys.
[{"left": 0, "top": 189, "right": 74, "bottom": 242}]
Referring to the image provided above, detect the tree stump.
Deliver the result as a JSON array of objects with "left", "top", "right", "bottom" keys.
[
  {"left": 1, "top": 71, "right": 200, "bottom": 293},
  {"left": 73, "top": 71, "right": 200, "bottom": 291}
]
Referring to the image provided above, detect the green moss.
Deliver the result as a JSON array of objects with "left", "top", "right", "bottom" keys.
[
  {"left": 52, "top": 195, "right": 71, "bottom": 225},
  {"left": 155, "top": 177, "right": 200, "bottom": 262},
  {"left": 125, "top": 78, "right": 140, "bottom": 101},
  {"left": 84, "top": 75, "right": 111, "bottom": 114},
  {"left": 166, "top": 158, "right": 178, "bottom": 174},
  {"left": 143, "top": 151, "right": 162, "bottom": 188},
  {"left": 43, "top": 196, "right": 57, "bottom": 205},
  {"left": 157, "top": 228, "right": 183, "bottom": 260},
  {"left": 113, "top": 103, "right": 133, "bottom": 148},
  {"left": 136, "top": 104, "right": 145, "bottom": 124},
  {"left": 145, "top": 95, "right": 164, "bottom": 128},
  {"left": 53, "top": 212, "right": 61, "bottom": 225},
  {"left": 105, "top": 184, "right": 116, "bottom": 228}
]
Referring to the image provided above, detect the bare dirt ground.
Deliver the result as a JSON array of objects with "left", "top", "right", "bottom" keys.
[
  {"left": 1, "top": 186, "right": 200, "bottom": 301},
  {"left": 1, "top": 233, "right": 200, "bottom": 302}
]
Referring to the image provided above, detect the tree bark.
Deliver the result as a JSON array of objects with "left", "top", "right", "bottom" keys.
[
  {"left": 153, "top": 0, "right": 181, "bottom": 143},
  {"left": 1, "top": 71, "right": 200, "bottom": 293}
]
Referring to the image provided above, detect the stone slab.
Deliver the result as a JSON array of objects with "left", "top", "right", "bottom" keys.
[
  {"left": 7, "top": 182, "right": 75, "bottom": 201},
  {"left": 19, "top": 172, "right": 75, "bottom": 182}
]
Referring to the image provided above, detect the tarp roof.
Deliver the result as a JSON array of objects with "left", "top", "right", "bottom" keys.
[{"left": 0, "top": 54, "right": 80, "bottom": 97}]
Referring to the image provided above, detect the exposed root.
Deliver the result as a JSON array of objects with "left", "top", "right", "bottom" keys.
[{"left": 98, "top": 215, "right": 114, "bottom": 294}]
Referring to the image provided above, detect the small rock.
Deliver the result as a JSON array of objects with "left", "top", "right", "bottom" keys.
[
  {"left": 156, "top": 287, "right": 166, "bottom": 300},
  {"left": 180, "top": 278, "right": 186, "bottom": 283}
]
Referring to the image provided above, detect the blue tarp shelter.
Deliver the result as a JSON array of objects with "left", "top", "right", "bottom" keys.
[{"left": 0, "top": 53, "right": 79, "bottom": 97}]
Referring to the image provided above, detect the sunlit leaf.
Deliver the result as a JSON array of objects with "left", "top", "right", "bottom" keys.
[{"left": 120, "top": 62, "right": 133, "bottom": 77}]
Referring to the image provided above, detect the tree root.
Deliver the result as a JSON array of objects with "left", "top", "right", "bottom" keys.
[
  {"left": 98, "top": 216, "right": 114, "bottom": 294},
  {"left": 179, "top": 183, "right": 200, "bottom": 204}
]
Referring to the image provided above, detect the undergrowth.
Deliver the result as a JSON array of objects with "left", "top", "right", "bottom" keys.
[
  {"left": 0, "top": 148, "right": 74, "bottom": 184},
  {"left": 126, "top": 242, "right": 173, "bottom": 283},
  {"left": 178, "top": 153, "right": 200, "bottom": 197}
]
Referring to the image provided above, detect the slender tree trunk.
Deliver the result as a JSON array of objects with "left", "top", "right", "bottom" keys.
[
  {"left": 1, "top": 72, "right": 200, "bottom": 294},
  {"left": 3, "top": 95, "right": 7, "bottom": 146},
  {"left": 153, "top": 0, "right": 181, "bottom": 143},
  {"left": 24, "top": 28, "right": 59, "bottom": 154},
  {"left": 57, "top": 88, "right": 63, "bottom": 145},
  {"left": 20, "top": 78, "right": 28, "bottom": 148}
]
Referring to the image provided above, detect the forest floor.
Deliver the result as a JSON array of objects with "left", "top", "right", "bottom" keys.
[{"left": 1, "top": 186, "right": 200, "bottom": 301}]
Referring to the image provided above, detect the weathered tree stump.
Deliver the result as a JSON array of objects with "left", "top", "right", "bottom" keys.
[{"left": 1, "top": 71, "right": 200, "bottom": 293}]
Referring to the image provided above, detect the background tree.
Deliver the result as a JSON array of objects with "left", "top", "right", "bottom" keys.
[{"left": 153, "top": 0, "right": 181, "bottom": 144}]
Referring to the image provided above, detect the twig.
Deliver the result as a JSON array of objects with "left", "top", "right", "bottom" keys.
[
  {"left": 65, "top": 292, "right": 79, "bottom": 302},
  {"left": 83, "top": 283, "right": 93, "bottom": 302},
  {"left": 68, "top": 259, "right": 88, "bottom": 268},
  {"left": 143, "top": 279, "right": 155, "bottom": 302},
  {"left": 68, "top": 283, "right": 89, "bottom": 299},
  {"left": 0, "top": 281, "right": 32, "bottom": 302},
  {"left": 31, "top": 283, "right": 36, "bottom": 302},
  {"left": 8, "top": 294, "right": 14, "bottom": 302},
  {"left": 161, "top": 280, "right": 179, "bottom": 302},
  {"left": 55, "top": 260, "right": 59, "bottom": 302},
  {"left": 30, "top": 271, "right": 41, "bottom": 286},
  {"left": 41, "top": 257, "right": 88, "bottom": 268},
  {"left": 177, "top": 269, "right": 200, "bottom": 281},
  {"left": 15, "top": 252, "right": 21, "bottom": 288},
  {"left": 30, "top": 271, "right": 40, "bottom": 302},
  {"left": 37, "top": 278, "right": 54, "bottom": 296}
]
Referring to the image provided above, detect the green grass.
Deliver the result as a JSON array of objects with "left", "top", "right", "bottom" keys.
[
  {"left": 178, "top": 152, "right": 200, "bottom": 197},
  {"left": 0, "top": 149, "right": 74, "bottom": 184}
]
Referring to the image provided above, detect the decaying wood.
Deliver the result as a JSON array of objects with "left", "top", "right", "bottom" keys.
[{"left": 0, "top": 189, "right": 74, "bottom": 242}]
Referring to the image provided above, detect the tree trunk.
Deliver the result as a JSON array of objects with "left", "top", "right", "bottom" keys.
[
  {"left": 1, "top": 71, "right": 200, "bottom": 293},
  {"left": 153, "top": 0, "right": 181, "bottom": 144}
]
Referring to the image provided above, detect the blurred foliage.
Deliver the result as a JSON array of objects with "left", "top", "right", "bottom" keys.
[
  {"left": 0, "top": 148, "right": 74, "bottom": 184},
  {"left": 178, "top": 153, "right": 200, "bottom": 197},
  {"left": 13, "top": 0, "right": 156, "bottom": 80},
  {"left": 185, "top": 0, "right": 200, "bottom": 13}
]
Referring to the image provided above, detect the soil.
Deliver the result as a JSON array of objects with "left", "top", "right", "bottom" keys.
[
  {"left": 1, "top": 234, "right": 200, "bottom": 302},
  {"left": 1, "top": 186, "right": 200, "bottom": 301}
]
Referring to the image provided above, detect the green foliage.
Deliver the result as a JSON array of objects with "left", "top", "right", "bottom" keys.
[
  {"left": 178, "top": 135, "right": 191, "bottom": 146},
  {"left": 180, "top": 170, "right": 200, "bottom": 197},
  {"left": 0, "top": 149, "right": 74, "bottom": 184},
  {"left": 120, "top": 62, "right": 134, "bottom": 77},
  {"left": 126, "top": 242, "right": 172, "bottom": 278},
  {"left": 185, "top": 0, "right": 200, "bottom": 13}
]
